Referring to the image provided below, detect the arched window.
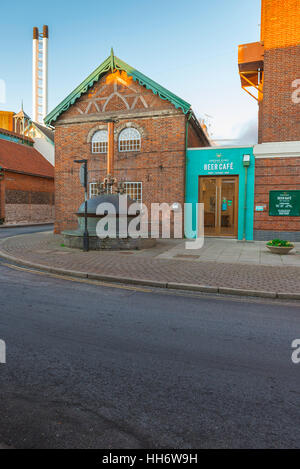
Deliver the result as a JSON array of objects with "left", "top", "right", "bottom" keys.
[
  {"left": 91, "top": 130, "right": 108, "bottom": 153},
  {"left": 119, "top": 128, "right": 141, "bottom": 152}
]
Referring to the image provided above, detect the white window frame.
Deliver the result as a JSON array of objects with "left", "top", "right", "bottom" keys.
[
  {"left": 89, "top": 182, "right": 99, "bottom": 198},
  {"left": 119, "top": 128, "right": 141, "bottom": 152},
  {"left": 89, "top": 181, "right": 142, "bottom": 203},
  {"left": 124, "top": 182, "right": 142, "bottom": 203},
  {"left": 91, "top": 130, "right": 108, "bottom": 154}
]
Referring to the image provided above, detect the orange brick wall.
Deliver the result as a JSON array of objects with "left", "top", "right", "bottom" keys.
[
  {"left": 261, "top": 0, "right": 300, "bottom": 49},
  {"left": 259, "top": 0, "right": 300, "bottom": 142}
]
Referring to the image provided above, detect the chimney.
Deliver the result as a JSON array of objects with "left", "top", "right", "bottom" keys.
[{"left": 32, "top": 25, "right": 49, "bottom": 123}]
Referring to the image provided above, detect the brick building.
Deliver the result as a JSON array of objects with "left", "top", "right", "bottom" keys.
[
  {"left": 45, "top": 52, "right": 209, "bottom": 234},
  {"left": 0, "top": 128, "right": 54, "bottom": 224},
  {"left": 239, "top": 0, "right": 300, "bottom": 241}
]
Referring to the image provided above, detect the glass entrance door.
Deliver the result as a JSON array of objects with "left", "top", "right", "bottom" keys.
[{"left": 199, "top": 176, "right": 238, "bottom": 237}]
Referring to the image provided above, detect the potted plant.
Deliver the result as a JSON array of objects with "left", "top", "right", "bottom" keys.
[{"left": 266, "top": 239, "right": 295, "bottom": 255}]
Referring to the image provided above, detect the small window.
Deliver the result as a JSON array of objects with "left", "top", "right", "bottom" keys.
[
  {"left": 124, "top": 182, "right": 142, "bottom": 203},
  {"left": 91, "top": 130, "right": 108, "bottom": 154},
  {"left": 89, "top": 182, "right": 99, "bottom": 198},
  {"left": 89, "top": 182, "right": 112, "bottom": 198},
  {"left": 119, "top": 128, "right": 141, "bottom": 152}
]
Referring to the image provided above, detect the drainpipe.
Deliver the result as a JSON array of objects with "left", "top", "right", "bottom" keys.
[
  {"left": 107, "top": 120, "right": 114, "bottom": 178},
  {"left": 242, "top": 154, "right": 251, "bottom": 241},
  {"left": 184, "top": 112, "right": 192, "bottom": 237},
  {"left": 243, "top": 166, "right": 248, "bottom": 241}
]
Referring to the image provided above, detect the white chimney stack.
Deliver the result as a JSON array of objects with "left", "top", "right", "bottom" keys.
[{"left": 32, "top": 25, "right": 49, "bottom": 123}]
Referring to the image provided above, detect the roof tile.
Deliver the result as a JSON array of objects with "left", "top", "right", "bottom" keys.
[{"left": 0, "top": 139, "right": 54, "bottom": 178}]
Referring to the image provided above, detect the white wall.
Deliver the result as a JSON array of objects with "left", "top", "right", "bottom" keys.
[{"left": 33, "top": 138, "right": 55, "bottom": 166}]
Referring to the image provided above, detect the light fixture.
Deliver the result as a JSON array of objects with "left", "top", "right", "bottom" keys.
[{"left": 243, "top": 154, "right": 251, "bottom": 167}]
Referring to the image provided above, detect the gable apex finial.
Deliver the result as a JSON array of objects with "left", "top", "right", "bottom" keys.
[{"left": 110, "top": 47, "right": 115, "bottom": 72}]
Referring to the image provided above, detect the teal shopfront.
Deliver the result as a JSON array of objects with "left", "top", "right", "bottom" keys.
[{"left": 185, "top": 147, "right": 255, "bottom": 241}]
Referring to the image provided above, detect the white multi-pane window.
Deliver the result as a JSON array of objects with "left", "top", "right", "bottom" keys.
[
  {"left": 124, "top": 182, "right": 142, "bottom": 203},
  {"left": 89, "top": 182, "right": 99, "bottom": 198},
  {"left": 119, "top": 128, "right": 141, "bottom": 152},
  {"left": 91, "top": 130, "right": 108, "bottom": 153}
]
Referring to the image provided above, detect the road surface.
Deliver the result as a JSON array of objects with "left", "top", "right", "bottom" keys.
[{"left": 0, "top": 225, "right": 299, "bottom": 449}]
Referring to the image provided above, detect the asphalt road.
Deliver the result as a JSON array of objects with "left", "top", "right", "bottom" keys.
[
  {"left": 0, "top": 226, "right": 300, "bottom": 449},
  {"left": 0, "top": 224, "right": 54, "bottom": 240}
]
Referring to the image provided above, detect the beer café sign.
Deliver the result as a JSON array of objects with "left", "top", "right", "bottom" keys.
[
  {"left": 203, "top": 154, "right": 234, "bottom": 175},
  {"left": 269, "top": 190, "right": 300, "bottom": 217}
]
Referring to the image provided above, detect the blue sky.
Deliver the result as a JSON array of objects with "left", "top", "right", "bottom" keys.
[{"left": 0, "top": 0, "right": 261, "bottom": 142}]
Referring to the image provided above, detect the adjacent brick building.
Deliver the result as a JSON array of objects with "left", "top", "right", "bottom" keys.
[
  {"left": 239, "top": 0, "right": 300, "bottom": 241},
  {"left": 259, "top": 0, "right": 300, "bottom": 143},
  {"left": 45, "top": 52, "right": 209, "bottom": 234},
  {"left": 0, "top": 129, "right": 54, "bottom": 224}
]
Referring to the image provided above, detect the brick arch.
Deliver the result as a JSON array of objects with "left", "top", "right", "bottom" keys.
[
  {"left": 114, "top": 122, "right": 146, "bottom": 141},
  {"left": 86, "top": 124, "right": 108, "bottom": 143}
]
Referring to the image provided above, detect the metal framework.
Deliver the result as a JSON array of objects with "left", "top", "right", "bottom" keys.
[
  {"left": 33, "top": 25, "right": 48, "bottom": 123},
  {"left": 89, "top": 181, "right": 142, "bottom": 203},
  {"left": 239, "top": 70, "right": 264, "bottom": 102}
]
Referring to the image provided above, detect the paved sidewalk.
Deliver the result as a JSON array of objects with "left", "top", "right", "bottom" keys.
[{"left": 0, "top": 232, "right": 300, "bottom": 297}]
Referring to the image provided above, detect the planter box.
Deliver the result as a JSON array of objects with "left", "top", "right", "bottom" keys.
[{"left": 266, "top": 244, "right": 294, "bottom": 255}]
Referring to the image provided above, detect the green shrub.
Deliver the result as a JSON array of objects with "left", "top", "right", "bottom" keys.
[{"left": 267, "top": 239, "right": 293, "bottom": 247}]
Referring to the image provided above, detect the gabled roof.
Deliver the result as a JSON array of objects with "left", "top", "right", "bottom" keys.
[
  {"left": 31, "top": 121, "right": 54, "bottom": 142},
  {"left": 45, "top": 50, "right": 192, "bottom": 126},
  {"left": 14, "top": 109, "right": 30, "bottom": 120},
  {"left": 0, "top": 139, "right": 54, "bottom": 178}
]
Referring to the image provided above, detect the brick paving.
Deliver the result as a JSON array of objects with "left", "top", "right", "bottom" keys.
[{"left": 1, "top": 232, "right": 300, "bottom": 294}]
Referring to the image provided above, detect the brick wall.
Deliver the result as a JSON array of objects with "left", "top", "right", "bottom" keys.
[
  {"left": 259, "top": 0, "right": 300, "bottom": 143},
  {"left": 188, "top": 122, "right": 205, "bottom": 148},
  {"left": 0, "top": 178, "right": 5, "bottom": 221},
  {"left": 3, "top": 171, "right": 54, "bottom": 224},
  {"left": 254, "top": 157, "right": 300, "bottom": 234},
  {"left": 53, "top": 74, "right": 206, "bottom": 233},
  {"left": 259, "top": 45, "right": 300, "bottom": 142},
  {"left": 261, "top": 0, "right": 300, "bottom": 49}
]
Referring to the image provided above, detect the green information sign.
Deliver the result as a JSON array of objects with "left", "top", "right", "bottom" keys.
[{"left": 269, "top": 191, "right": 300, "bottom": 217}]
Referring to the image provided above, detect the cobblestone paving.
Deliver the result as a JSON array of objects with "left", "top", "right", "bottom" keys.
[{"left": 1, "top": 232, "right": 300, "bottom": 294}]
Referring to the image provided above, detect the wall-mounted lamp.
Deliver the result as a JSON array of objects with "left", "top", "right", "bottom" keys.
[{"left": 243, "top": 154, "right": 251, "bottom": 167}]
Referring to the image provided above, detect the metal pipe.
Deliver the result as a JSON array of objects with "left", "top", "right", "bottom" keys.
[
  {"left": 243, "top": 166, "right": 248, "bottom": 241},
  {"left": 107, "top": 121, "right": 114, "bottom": 176}
]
